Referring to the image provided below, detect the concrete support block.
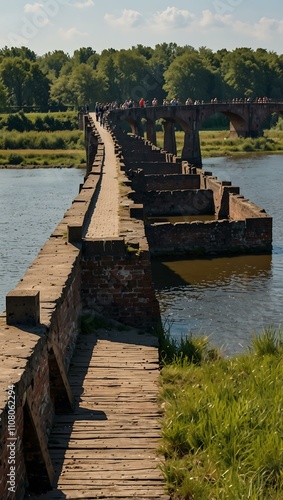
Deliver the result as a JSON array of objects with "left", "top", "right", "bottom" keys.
[{"left": 6, "top": 290, "right": 40, "bottom": 326}]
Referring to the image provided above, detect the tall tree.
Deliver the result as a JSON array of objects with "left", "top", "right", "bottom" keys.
[
  {"left": 96, "top": 50, "right": 120, "bottom": 102},
  {"left": 0, "top": 79, "right": 7, "bottom": 110},
  {"left": 113, "top": 49, "right": 149, "bottom": 102},
  {"left": 38, "top": 50, "right": 70, "bottom": 80},
  {"left": 221, "top": 48, "right": 265, "bottom": 98},
  {"left": 0, "top": 57, "right": 49, "bottom": 108},
  {"left": 72, "top": 47, "right": 97, "bottom": 66},
  {"left": 50, "top": 64, "right": 106, "bottom": 108},
  {"left": 0, "top": 46, "right": 36, "bottom": 62},
  {"left": 163, "top": 52, "right": 213, "bottom": 102}
]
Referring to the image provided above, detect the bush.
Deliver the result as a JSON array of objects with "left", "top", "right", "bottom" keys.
[
  {"left": 0, "top": 111, "right": 79, "bottom": 132},
  {"left": 8, "top": 153, "right": 24, "bottom": 165},
  {"left": 6, "top": 112, "right": 33, "bottom": 132}
]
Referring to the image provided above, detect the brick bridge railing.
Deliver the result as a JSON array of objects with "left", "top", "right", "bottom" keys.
[{"left": 107, "top": 101, "right": 283, "bottom": 166}]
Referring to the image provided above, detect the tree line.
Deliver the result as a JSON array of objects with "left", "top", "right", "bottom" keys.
[{"left": 0, "top": 43, "right": 283, "bottom": 112}]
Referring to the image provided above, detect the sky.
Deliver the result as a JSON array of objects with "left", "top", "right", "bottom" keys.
[{"left": 1, "top": 0, "right": 283, "bottom": 56}]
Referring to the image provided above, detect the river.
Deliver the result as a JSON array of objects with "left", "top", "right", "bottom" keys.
[
  {"left": 1, "top": 158, "right": 282, "bottom": 356},
  {"left": 152, "top": 154, "right": 283, "bottom": 355},
  {"left": 0, "top": 168, "right": 84, "bottom": 313}
]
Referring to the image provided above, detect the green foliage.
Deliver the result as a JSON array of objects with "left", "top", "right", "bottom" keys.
[
  {"left": 0, "top": 151, "right": 85, "bottom": 167},
  {"left": 159, "top": 327, "right": 283, "bottom": 499},
  {"left": 8, "top": 153, "right": 24, "bottom": 165},
  {"left": 0, "top": 111, "right": 79, "bottom": 132},
  {"left": 156, "top": 130, "right": 283, "bottom": 157},
  {"left": 0, "top": 45, "right": 283, "bottom": 110},
  {"left": 0, "top": 130, "right": 84, "bottom": 150},
  {"left": 251, "top": 325, "right": 283, "bottom": 356},
  {"left": 158, "top": 320, "right": 220, "bottom": 365},
  {"left": 163, "top": 51, "right": 214, "bottom": 102},
  {"left": 6, "top": 112, "right": 32, "bottom": 132}
]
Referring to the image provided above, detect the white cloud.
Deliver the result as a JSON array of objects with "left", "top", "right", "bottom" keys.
[
  {"left": 105, "top": 9, "right": 144, "bottom": 29},
  {"left": 200, "top": 10, "right": 232, "bottom": 29},
  {"left": 74, "top": 0, "right": 94, "bottom": 9},
  {"left": 24, "top": 3, "right": 44, "bottom": 13},
  {"left": 197, "top": 11, "right": 283, "bottom": 44},
  {"left": 234, "top": 17, "right": 283, "bottom": 40},
  {"left": 153, "top": 7, "right": 195, "bottom": 30},
  {"left": 59, "top": 27, "right": 88, "bottom": 40}
]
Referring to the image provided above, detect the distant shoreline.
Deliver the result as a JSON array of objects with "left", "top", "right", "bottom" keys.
[{"left": 0, "top": 164, "right": 85, "bottom": 169}]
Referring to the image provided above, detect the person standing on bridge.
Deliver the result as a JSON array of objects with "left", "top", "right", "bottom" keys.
[
  {"left": 139, "top": 97, "right": 145, "bottom": 108},
  {"left": 95, "top": 102, "right": 100, "bottom": 121}
]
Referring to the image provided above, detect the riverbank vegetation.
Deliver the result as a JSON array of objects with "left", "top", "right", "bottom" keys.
[
  {"left": 0, "top": 111, "right": 86, "bottom": 166},
  {"left": 156, "top": 126, "right": 283, "bottom": 157},
  {"left": 159, "top": 327, "right": 283, "bottom": 499}
]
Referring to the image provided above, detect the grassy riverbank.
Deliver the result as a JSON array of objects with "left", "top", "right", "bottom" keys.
[
  {"left": 156, "top": 129, "right": 283, "bottom": 157},
  {"left": 0, "top": 149, "right": 86, "bottom": 167},
  {"left": 0, "top": 112, "right": 86, "bottom": 167},
  {"left": 159, "top": 328, "right": 283, "bottom": 499}
]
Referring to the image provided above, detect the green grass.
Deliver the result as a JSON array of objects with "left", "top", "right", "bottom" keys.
[
  {"left": 0, "top": 112, "right": 85, "bottom": 166},
  {"left": 156, "top": 130, "right": 283, "bottom": 157},
  {"left": 0, "top": 150, "right": 86, "bottom": 166},
  {"left": 159, "top": 327, "right": 283, "bottom": 499},
  {"left": 0, "top": 130, "right": 84, "bottom": 149}
]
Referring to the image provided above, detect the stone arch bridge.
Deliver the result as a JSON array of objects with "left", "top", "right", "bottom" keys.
[{"left": 107, "top": 101, "right": 283, "bottom": 166}]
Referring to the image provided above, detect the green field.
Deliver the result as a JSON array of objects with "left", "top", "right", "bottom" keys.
[
  {"left": 0, "top": 112, "right": 86, "bottom": 166},
  {"left": 156, "top": 129, "right": 283, "bottom": 157}
]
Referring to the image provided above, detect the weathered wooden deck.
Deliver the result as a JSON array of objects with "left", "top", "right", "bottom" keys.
[{"left": 26, "top": 326, "right": 169, "bottom": 499}]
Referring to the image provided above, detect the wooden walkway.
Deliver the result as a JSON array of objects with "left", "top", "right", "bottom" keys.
[{"left": 27, "top": 326, "right": 169, "bottom": 499}]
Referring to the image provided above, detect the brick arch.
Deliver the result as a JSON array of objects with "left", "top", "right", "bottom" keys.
[
  {"left": 197, "top": 109, "right": 247, "bottom": 137},
  {"left": 107, "top": 102, "right": 283, "bottom": 165}
]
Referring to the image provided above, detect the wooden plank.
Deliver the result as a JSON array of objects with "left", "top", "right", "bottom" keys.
[{"left": 40, "top": 328, "right": 168, "bottom": 499}]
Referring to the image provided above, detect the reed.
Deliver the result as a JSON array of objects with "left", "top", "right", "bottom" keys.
[{"left": 159, "top": 326, "right": 283, "bottom": 499}]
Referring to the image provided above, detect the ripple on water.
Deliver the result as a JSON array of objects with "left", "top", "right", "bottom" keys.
[
  {"left": 0, "top": 168, "right": 84, "bottom": 312},
  {"left": 154, "top": 155, "right": 283, "bottom": 356}
]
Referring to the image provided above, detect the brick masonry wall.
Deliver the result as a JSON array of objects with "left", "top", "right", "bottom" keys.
[
  {"left": 0, "top": 247, "right": 82, "bottom": 499},
  {"left": 144, "top": 174, "right": 200, "bottom": 192},
  {"left": 143, "top": 189, "right": 215, "bottom": 216},
  {"left": 146, "top": 218, "right": 272, "bottom": 257},
  {"left": 81, "top": 238, "right": 160, "bottom": 328},
  {"left": 124, "top": 162, "right": 183, "bottom": 175},
  {"left": 0, "top": 119, "right": 103, "bottom": 499}
]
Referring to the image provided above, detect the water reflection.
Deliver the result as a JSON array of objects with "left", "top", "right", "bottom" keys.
[
  {"left": 154, "top": 155, "right": 283, "bottom": 355},
  {"left": 152, "top": 254, "right": 272, "bottom": 289}
]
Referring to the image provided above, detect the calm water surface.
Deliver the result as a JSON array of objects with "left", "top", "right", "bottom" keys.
[
  {"left": 152, "top": 154, "right": 283, "bottom": 355},
  {"left": 1, "top": 159, "right": 283, "bottom": 356},
  {"left": 0, "top": 168, "right": 84, "bottom": 312}
]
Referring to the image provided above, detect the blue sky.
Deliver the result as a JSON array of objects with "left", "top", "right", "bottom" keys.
[{"left": 1, "top": 0, "right": 283, "bottom": 56}]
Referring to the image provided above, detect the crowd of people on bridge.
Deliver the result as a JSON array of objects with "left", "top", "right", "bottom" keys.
[{"left": 91, "top": 95, "right": 272, "bottom": 123}]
